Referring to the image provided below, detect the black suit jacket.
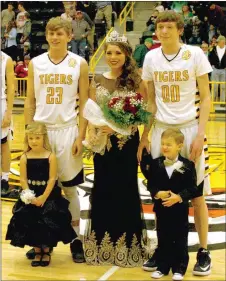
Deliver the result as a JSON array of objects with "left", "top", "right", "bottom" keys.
[{"left": 147, "top": 155, "right": 198, "bottom": 212}]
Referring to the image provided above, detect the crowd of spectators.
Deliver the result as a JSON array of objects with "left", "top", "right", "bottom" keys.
[
  {"left": 1, "top": 1, "right": 225, "bottom": 102},
  {"left": 1, "top": 1, "right": 126, "bottom": 95},
  {"left": 1, "top": 1, "right": 126, "bottom": 62}
]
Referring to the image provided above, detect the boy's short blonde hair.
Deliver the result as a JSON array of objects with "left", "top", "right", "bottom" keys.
[
  {"left": 161, "top": 128, "right": 184, "bottom": 144},
  {"left": 46, "top": 16, "right": 72, "bottom": 36}
]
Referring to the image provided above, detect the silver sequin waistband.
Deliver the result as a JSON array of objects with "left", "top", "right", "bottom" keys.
[{"left": 28, "top": 179, "right": 47, "bottom": 186}]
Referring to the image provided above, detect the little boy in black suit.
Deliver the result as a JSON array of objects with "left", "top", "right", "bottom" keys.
[{"left": 147, "top": 128, "right": 199, "bottom": 281}]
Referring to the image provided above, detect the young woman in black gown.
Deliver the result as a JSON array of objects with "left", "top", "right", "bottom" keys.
[{"left": 84, "top": 31, "right": 148, "bottom": 267}]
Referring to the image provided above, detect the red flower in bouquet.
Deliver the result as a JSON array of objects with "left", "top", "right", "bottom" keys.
[
  {"left": 108, "top": 97, "right": 120, "bottom": 108},
  {"left": 135, "top": 93, "right": 142, "bottom": 101},
  {"left": 123, "top": 102, "right": 138, "bottom": 115}
]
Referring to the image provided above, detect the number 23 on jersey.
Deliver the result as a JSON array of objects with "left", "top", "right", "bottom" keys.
[{"left": 46, "top": 87, "right": 63, "bottom": 104}]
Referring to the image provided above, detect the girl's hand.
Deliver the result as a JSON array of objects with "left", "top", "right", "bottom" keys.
[
  {"left": 31, "top": 198, "right": 37, "bottom": 205},
  {"left": 99, "top": 126, "right": 114, "bottom": 136},
  {"left": 35, "top": 195, "right": 47, "bottom": 207}
]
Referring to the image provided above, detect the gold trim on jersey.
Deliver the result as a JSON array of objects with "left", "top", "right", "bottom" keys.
[
  {"left": 182, "top": 50, "right": 191, "bottom": 60},
  {"left": 68, "top": 58, "right": 77, "bottom": 68}
]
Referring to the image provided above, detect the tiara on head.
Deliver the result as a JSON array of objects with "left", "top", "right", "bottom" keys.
[{"left": 106, "top": 30, "right": 127, "bottom": 43}]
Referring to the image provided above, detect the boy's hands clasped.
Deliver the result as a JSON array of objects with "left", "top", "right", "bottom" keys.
[
  {"left": 155, "top": 190, "right": 182, "bottom": 207},
  {"left": 162, "top": 191, "right": 182, "bottom": 207}
]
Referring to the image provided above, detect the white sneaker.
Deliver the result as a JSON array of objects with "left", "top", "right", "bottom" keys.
[
  {"left": 172, "top": 273, "right": 184, "bottom": 280},
  {"left": 151, "top": 271, "right": 164, "bottom": 279}
]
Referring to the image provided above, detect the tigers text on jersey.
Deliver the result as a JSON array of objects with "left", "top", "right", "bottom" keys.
[
  {"left": 142, "top": 44, "right": 213, "bottom": 124},
  {"left": 32, "top": 51, "right": 82, "bottom": 125},
  {"left": 1, "top": 51, "right": 10, "bottom": 100}
]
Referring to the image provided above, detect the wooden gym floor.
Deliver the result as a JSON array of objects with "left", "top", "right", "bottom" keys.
[{"left": 1, "top": 112, "right": 226, "bottom": 280}]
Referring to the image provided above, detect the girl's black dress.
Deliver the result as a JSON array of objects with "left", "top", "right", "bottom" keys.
[{"left": 6, "top": 157, "right": 76, "bottom": 248}]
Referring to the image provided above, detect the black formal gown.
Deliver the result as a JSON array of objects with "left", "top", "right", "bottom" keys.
[
  {"left": 6, "top": 157, "right": 76, "bottom": 248},
  {"left": 84, "top": 75, "right": 146, "bottom": 267}
]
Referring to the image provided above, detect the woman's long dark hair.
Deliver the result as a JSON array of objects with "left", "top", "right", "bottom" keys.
[
  {"left": 104, "top": 41, "right": 141, "bottom": 91},
  {"left": 6, "top": 21, "right": 16, "bottom": 33}
]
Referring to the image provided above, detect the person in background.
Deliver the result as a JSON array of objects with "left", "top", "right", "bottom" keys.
[
  {"left": 209, "top": 35, "right": 226, "bottom": 104},
  {"left": 133, "top": 38, "right": 153, "bottom": 70},
  {"left": 188, "top": 16, "right": 202, "bottom": 45},
  {"left": 16, "top": 2, "right": 26, "bottom": 45},
  {"left": 20, "top": 12, "right": 31, "bottom": 45},
  {"left": 208, "top": 24, "right": 216, "bottom": 44},
  {"left": 71, "top": 11, "right": 91, "bottom": 58},
  {"left": 208, "top": 3, "right": 224, "bottom": 29},
  {"left": 95, "top": 2, "right": 112, "bottom": 32},
  {"left": 61, "top": 7, "right": 73, "bottom": 22},
  {"left": 1, "top": 2, "right": 15, "bottom": 39},
  {"left": 22, "top": 41, "right": 31, "bottom": 57},
  {"left": 15, "top": 54, "right": 30, "bottom": 78},
  {"left": 200, "top": 42, "right": 209, "bottom": 58},
  {"left": 181, "top": 5, "right": 193, "bottom": 43},
  {"left": 4, "top": 21, "right": 18, "bottom": 62},
  {"left": 146, "top": 10, "right": 159, "bottom": 32}
]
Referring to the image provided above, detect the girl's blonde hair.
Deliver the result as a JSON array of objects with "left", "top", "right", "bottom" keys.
[
  {"left": 24, "top": 122, "right": 52, "bottom": 152},
  {"left": 46, "top": 16, "right": 72, "bottom": 36}
]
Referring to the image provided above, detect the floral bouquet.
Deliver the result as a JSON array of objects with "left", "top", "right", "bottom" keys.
[
  {"left": 102, "top": 92, "right": 151, "bottom": 129},
  {"left": 83, "top": 92, "right": 151, "bottom": 154}
]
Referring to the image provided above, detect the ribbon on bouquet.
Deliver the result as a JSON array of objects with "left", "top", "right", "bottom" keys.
[{"left": 83, "top": 98, "right": 132, "bottom": 153}]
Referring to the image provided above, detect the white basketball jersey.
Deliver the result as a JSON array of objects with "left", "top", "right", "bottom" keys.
[
  {"left": 1, "top": 51, "right": 10, "bottom": 100},
  {"left": 32, "top": 51, "right": 82, "bottom": 125},
  {"left": 142, "top": 44, "right": 213, "bottom": 124}
]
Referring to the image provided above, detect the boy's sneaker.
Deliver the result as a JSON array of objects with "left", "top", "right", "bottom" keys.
[
  {"left": 142, "top": 249, "right": 158, "bottom": 271},
  {"left": 172, "top": 273, "right": 183, "bottom": 281},
  {"left": 192, "top": 248, "right": 211, "bottom": 276},
  {"left": 151, "top": 271, "right": 164, "bottom": 279}
]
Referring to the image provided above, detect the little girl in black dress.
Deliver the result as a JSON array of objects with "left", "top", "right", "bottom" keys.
[{"left": 6, "top": 122, "right": 76, "bottom": 266}]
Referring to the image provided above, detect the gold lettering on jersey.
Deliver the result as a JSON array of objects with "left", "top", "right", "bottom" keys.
[
  {"left": 153, "top": 70, "right": 189, "bottom": 82},
  {"left": 182, "top": 70, "right": 189, "bottom": 81},
  {"left": 161, "top": 85, "right": 180, "bottom": 103},
  {"left": 39, "top": 74, "right": 73, "bottom": 85},
  {"left": 46, "top": 87, "right": 63, "bottom": 104}
]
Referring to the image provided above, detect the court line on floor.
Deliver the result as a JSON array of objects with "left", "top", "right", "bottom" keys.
[{"left": 98, "top": 266, "right": 119, "bottom": 280}]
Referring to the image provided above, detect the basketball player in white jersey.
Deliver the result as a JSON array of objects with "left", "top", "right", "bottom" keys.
[
  {"left": 24, "top": 17, "right": 89, "bottom": 263},
  {"left": 138, "top": 11, "right": 213, "bottom": 277},
  {"left": 1, "top": 51, "right": 15, "bottom": 197}
]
